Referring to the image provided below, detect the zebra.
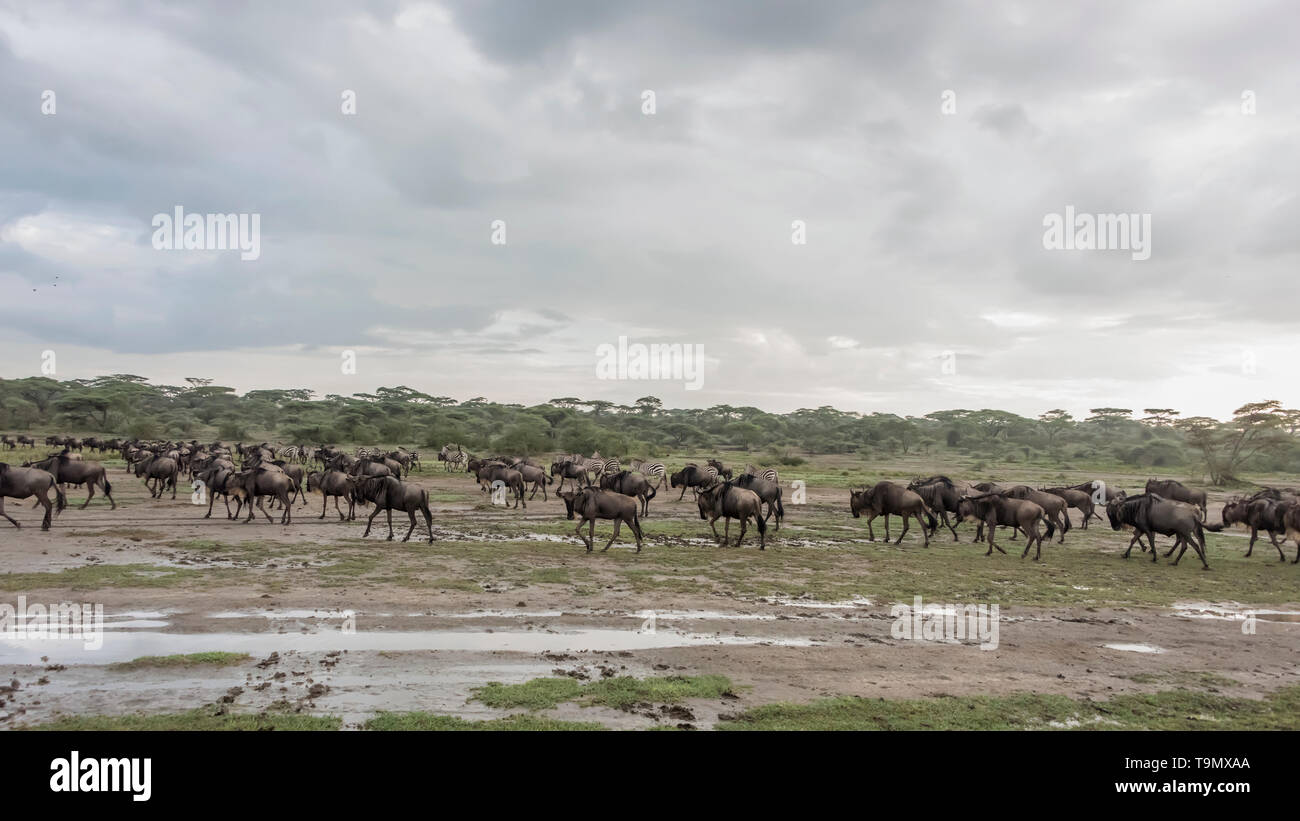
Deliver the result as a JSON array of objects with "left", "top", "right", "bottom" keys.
[
  {"left": 279, "top": 444, "right": 303, "bottom": 463},
  {"left": 744, "top": 464, "right": 780, "bottom": 485},
  {"left": 630, "top": 459, "right": 669, "bottom": 491},
  {"left": 600, "top": 457, "right": 621, "bottom": 476}
]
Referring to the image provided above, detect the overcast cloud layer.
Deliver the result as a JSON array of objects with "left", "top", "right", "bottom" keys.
[{"left": 1, "top": 0, "right": 1296, "bottom": 419}]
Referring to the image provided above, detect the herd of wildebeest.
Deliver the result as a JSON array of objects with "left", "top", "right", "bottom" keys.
[{"left": 2, "top": 434, "right": 1299, "bottom": 570}]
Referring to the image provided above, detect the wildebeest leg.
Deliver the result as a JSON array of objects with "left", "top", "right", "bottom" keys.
[
  {"left": 588, "top": 519, "right": 596, "bottom": 552},
  {"left": 1162, "top": 537, "right": 1179, "bottom": 558},
  {"left": 1245, "top": 526, "right": 1257, "bottom": 557},
  {"left": 707, "top": 515, "right": 722, "bottom": 545},
  {"left": 206, "top": 490, "right": 217, "bottom": 519},
  {"left": 916, "top": 513, "right": 930, "bottom": 547},
  {"left": 38, "top": 490, "right": 52, "bottom": 530},
  {"left": 404, "top": 509, "right": 416, "bottom": 542},
  {"left": 363, "top": 505, "right": 381, "bottom": 538},
  {"left": 942, "top": 511, "right": 960, "bottom": 542},
  {"left": 258, "top": 497, "right": 274, "bottom": 523},
  {"left": 724, "top": 516, "right": 731, "bottom": 547},
  {"left": 735, "top": 516, "right": 748, "bottom": 548},
  {"left": 883, "top": 514, "right": 891, "bottom": 542},
  {"left": 602, "top": 519, "right": 622, "bottom": 552},
  {"left": 1123, "top": 532, "right": 1139, "bottom": 558},
  {"left": 280, "top": 491, "right": 292, "bottom": 524},
  {"left": 864, "top": 512, "right": 877, "bottom": 541},
  {"left": 630, "top": 515, "right": 644, "bottom": 553},
  {"left": 986, "top": 523, "right": 1005, "bottom": 555},
  {"left": 422, "top": 504, "right": 434, "bottom": 543},
  {"left": 0, "top": 497, "right": 21, "bottom": 528},
  {"left": 385, "top": 508, "right": 394, "bottom": 540},
  {"left": 320, "top": 494, "right": 329, "bottom": 519},
  {"left": 894, "top": 514, "right": 908, "bottom": 546},
  {"left": 1267, "top": 529, "right": 1285, "bottom": 561}
]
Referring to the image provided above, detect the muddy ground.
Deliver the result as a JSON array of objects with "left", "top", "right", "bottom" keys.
[{"left": 2, "top": 458, "right": 1298, "bottom": 729}]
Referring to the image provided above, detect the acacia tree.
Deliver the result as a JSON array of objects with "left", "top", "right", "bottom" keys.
[{"left": 1176, "top": 401, "right": 1288, "bottom": 484}]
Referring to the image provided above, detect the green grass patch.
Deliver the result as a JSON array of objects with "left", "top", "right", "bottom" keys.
[
  {"left": 363, "top": 712, "right": 605, "bottom": 731},
  {"left": 109, "top": 652, "right": 250, "bottom": 671},
  {"left": 471, "top": 675, "right": 736, "bottom": 712},
  {"left": 717, "top": 685, "right": 1300, "bottom": 730},
  {"left": 24, "top": 708, "right": 341, "bottom": 731}
]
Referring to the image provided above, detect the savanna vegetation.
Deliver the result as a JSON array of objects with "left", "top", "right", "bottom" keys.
[{"left": 3, "top": 375, "right": 1299, "bottom": 485}]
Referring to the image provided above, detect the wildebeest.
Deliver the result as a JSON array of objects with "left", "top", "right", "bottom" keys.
[
  {"left": 849, "top": 481, "right": 935, "bottom": 546},
  {"left": 600, "top": 470, "right": 657, "bottom": 517},
  {"left": 1067, "top": 479, "right": 1124, "bottom": 504},
  {"left": 1221, "top": 497, "right": 1290, "bottom": 561},
  {"left": 0, "top": 435, "right": 15, "bottom": 450},
  {"left": 907, "top": 475, "right": 969, "bottom": 541},
  {"left": 1145, "top": 479, "right": 1207, "bottom": 520},
  {"left": 559, "top": 487, "right": 645, "bottom": 553},
  {"left": 26, "top": 450, "right": 115, "bottom": 509},
  {"left": 356, "top": 475, "right": 433, "bottom": 543},
  {"left": 16, "top": 435, "right": 35, "bottom": 448},
  {"left": 1040, "top": 486, "right": 1100, "bottom": 528},
  {"left": 695, "top": 481, "right": 766, "bottom": 549},
  {"left": 1106, "top": 493, "right": 1218, "bottom": 569},
  {"left": 1282, "top": 504, "right": 1300, "bottom": 564},
  {"left": 955, "top": 493, "right": 1048, "bottom": 559},
  {"left": 706, "top": 458, "right": 732, "bottom": 480},
  {"left": 194, "top": 462, "right": 240, "bottom": 519},
  {"left": 550, "top": 458, "right": 590, "bottom": 493},
  {"left": 516, "top": 463, "right": 552, "bottom": 500},
  {"left": 135, "top": 453, "right": 180, "bottom": 499},
  {"left": 670, "top": 464, "right": 716, "bottom": 500},
  {"left": 474, "top": 462, "right": 526, "bottom": 508},
  {"left": 307, "top": 469, "right": 358, "bottom": 521},
  {"left": 732, "top": 472, "right": 784, "bottom": 530},
  {"left": 1001, "top": 486, "right": 1071, "bottom": 543},
  {"left": 229, "top": 465, "right": 296, "bottom": 524},
  {"left": 0, "top": 462, "right": 66, "bottom": 530}
]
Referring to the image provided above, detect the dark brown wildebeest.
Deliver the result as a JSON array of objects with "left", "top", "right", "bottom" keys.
[
  {"left": 229, "top": 466, "right": 296, "bottom": 524},
  {"left": 135, "top": 453, "right": 180, "bottom": 499},
  {"left": 907, "top": 476, "right": 969, "bottom": 541},
  {"left": 670, "top": 464, "right": 716, "bottom": 500},
  {"left": 1221, "top": 497, "right": 1290, "bottom": 561},
  {"left": 0, "top": 435, "right": 15, "bottom": 450},
  {"left": 517, "top": 463, "right": 552, "bottom": 500},
  {"left": 732, "top": 472, "right": 784, "bottom": 530},
  {"left": 26, "top": 450, "right": 114, "bottom": 509},
  {"left": 550, "top": 458, "right": 591, "bottom": 493},
  {"left": 194, "top": 463, "right": 241, "bottom": 519},
  {"left": 16, "top": 435, "right": 35, "bottom": 448},
  {"left": 307, "top": 470, "right": 358, "bottom": 521},
  {"left": 1145, "top": 479, "right": 1207, "bottom": 520},
  {"left": 955, "top": 493, "right": 1048, "bottom": 559},
  {"left": 1001, "top": 486, "right": 1070, "bottom": 543},
  {"left": 1282, "top": 503, "right": 1300, "bottom": 564},
  {"left": 706, "top": 458, "right": 732, "bottom": 480},
  {"left": 695, "top": 481, "right": 766, "bottom": 549},
  {"left": 0, "top": 462, "right": 66, "bottom": 530},
  {"left": 1040, "top": 486, "right": 1099, "bottom": 529},
  {"left": 356, "top": 475, "right": 433, "bottom": 543},
  {"left": 1106, "top": 493, "right": 1218, "bottom": 569},
  {"left": 559, "top": 487, "right": 645, "bottom": 553},
  {"left": 849, "top": 481, "right": 935, "bottom": 546},
  {"left": 475, "top": 463, "right": 526, "bottom": 508},
  {"left": 600, "top": 470, "right": 657, "bottom": 517},
  {"left": 1067, "top": 480, "right": 1124, "bottom": 504}
]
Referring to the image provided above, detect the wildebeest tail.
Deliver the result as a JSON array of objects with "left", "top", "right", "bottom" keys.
[
  {"left": 776, "top": 491, "right": 785, "bottom": 519},
  {"left": 756, "top": 514, "right": 767, "bottom": 535},
  {"left": 1201, "top": 520, "right": 1223, "bottom": 532},
  {"left": 103, "top": 478, "right": 112, "bottom": 495}
]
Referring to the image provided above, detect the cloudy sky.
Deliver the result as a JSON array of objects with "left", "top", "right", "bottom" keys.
[{"left": 1, "top": 0, "right": 1296, "bottom": 420}]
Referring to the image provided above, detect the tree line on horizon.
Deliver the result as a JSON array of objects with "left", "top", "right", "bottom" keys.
[{"left": 2, "top": 375, "right": 1297, "bottom": 485}]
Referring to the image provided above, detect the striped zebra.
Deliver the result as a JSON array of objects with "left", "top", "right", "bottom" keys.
[
  {"left": 630, "top": 459, "right": 669, "bottom": 491},
  {"left": 744, "top": 464, "right": 780, "bottom": 485},
  {"left": 279, "top": 444, "right": 304, "bottom": 463},
  {"left": 600, "top": 458, "right": 621, "bottom": 476},
  {"left": 571, "top": 455, "right": 605, "bottom": 480}
]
